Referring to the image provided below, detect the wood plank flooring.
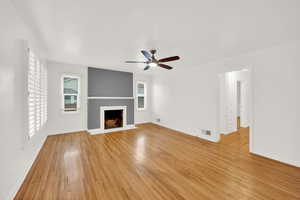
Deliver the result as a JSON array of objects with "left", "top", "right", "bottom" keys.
[{"left": 15, "top": 123, "right": 300, "bottom": 200}]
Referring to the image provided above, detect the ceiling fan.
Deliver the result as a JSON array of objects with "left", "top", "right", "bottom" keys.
[{"left": 125, "top": 50, "right": 180, "bottom": 71}]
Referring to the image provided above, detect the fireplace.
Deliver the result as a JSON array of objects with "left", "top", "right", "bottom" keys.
[
  {"left": 104, "top": 110, "right": 123, "bottom": 129},
  {"left": 100, "top": 106, "right": 127, "bottom": 130}
]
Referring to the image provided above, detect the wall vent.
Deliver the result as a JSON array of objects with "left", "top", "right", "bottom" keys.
[{"left": 201, "top": 130, "right": 211, "bottom": 136}]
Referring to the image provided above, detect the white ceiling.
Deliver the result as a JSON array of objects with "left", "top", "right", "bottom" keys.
[{"left": 13, "top": 0, "right": 300, "bottom": 72}]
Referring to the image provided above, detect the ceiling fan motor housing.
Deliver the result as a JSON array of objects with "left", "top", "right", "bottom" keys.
[{"left": 150, "top": 49, "right": 157, "bottom": 55}]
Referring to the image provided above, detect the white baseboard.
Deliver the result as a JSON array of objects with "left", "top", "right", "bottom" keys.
[
  {"left": 152, "top": 122, "right": 220, "bottom": 142},
  {"left": 250, "top": 150, "right": 300, "bottom": 168},
  {"left": 221, "top": 126, "right": 249, "bottom": 135},
  {"left": 88, "top": 125, "right": 136, "bottom": 135},
  {"left": 48, "top": 129, "right": 87, "bottom": 136},
  {"left": 135, "top": 121, "right": 151, "bottom": 125},
  {"left": 222, "top": 129, "right": 237, "bottom": 135}
]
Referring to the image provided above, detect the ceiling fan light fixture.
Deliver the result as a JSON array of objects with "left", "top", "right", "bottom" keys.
[
  {"left": 125, "top": 50, "right": 179, "bottom": 71},
  {"left": 149, "top": 62, "right": 158, "bottom": 67}
]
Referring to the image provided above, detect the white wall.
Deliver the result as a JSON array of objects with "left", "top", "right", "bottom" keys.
[
  {"left": 152, "top": 40, "right": 300, "bottom": 167},
  {"left": 134, "top": 73, "right": 152, "bottom": 124},
  {"left": 0, "top": 1, "right": 47, "bottom": 199},
  {"left": 152, "top": 65, "right": 221, "bottom": 142},
  {"left": 46, "top": 61, "right": 87, "bottom": 134},
  {"left": 243, "top": 41, "right": 300, "bottom": 167}
]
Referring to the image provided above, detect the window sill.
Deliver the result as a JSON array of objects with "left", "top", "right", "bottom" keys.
[{"left": 61, "top": 109, "right": 81, "bottom": 114}]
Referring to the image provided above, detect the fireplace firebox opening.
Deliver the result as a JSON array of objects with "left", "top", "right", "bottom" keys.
[{"left": 104, "top": 110, "right": 123, "bottom": 129}]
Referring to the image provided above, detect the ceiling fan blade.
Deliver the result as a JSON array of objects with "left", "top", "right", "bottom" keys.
[
  {"left": 144, "top": 65, "right": 150, "bottom": 71},
  {"left": 141, "top": 50, "right": 152, "bottom": 60},
  {"left": 158, "top": 64, "right": 173, "bottom": 70},
  {"left": 125, "top": 61, "right": 147, "bottom": 63},
  {"left": 158, "top": 56, "right": 180, "bottom": 63}
]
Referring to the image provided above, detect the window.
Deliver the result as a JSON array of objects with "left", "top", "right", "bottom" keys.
[
  {"left": 28, "top": 49, "right": 47, "bottom": 138},
  {"left": 137, "top": 82, "right": 146, "bottom": 110},
  {"left": 62, "top": 75, "right": 80, "bottom": 112}
]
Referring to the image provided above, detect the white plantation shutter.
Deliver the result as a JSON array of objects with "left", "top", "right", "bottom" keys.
[
  {"left": 28, "top": 51, "right": 36, "bottom": 137},
  {"left": 28, "top": 49, "right": 47, "bottom": 138},
  {"left": 35, "top": 59, "right": 41, "bottom": 131},
  {"left": 41, "top": 63, "right": 47, "bottom": 126}
]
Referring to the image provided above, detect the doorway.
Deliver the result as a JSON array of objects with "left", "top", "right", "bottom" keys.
[{"left": 219, "top": 69, "right": 252, "bottom": 151}]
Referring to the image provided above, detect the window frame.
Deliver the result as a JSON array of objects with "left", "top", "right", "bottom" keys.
[
  {"left": 136, "top": 81, "right": 147, "bottom": 111},
  {"left": 61, "top": 75, "right": 80, "bottom": 114}
]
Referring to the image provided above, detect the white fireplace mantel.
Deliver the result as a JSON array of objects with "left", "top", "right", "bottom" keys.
[{"left": 100, "top": 106, "right": 127, "bottom": 130}]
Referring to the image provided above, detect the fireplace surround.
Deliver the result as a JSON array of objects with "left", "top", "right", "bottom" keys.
[{"left": 87, "top": 68, "right": 135, "bottom": 134}]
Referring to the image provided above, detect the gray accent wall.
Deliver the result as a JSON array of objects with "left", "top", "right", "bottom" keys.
[
  {"left": 87, "top": 67, "right": 134, "bottom": 129},
  {"left": 88, "top": 99, "right": 134, "bottom": 129},
  {"left": 88, "top": 67, "right": 133, "bottom": 97}
]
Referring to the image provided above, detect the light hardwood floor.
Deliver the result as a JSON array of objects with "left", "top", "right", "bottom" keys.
[{"left": 15, "top": 123, "right": 300, "bottom": 200}]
